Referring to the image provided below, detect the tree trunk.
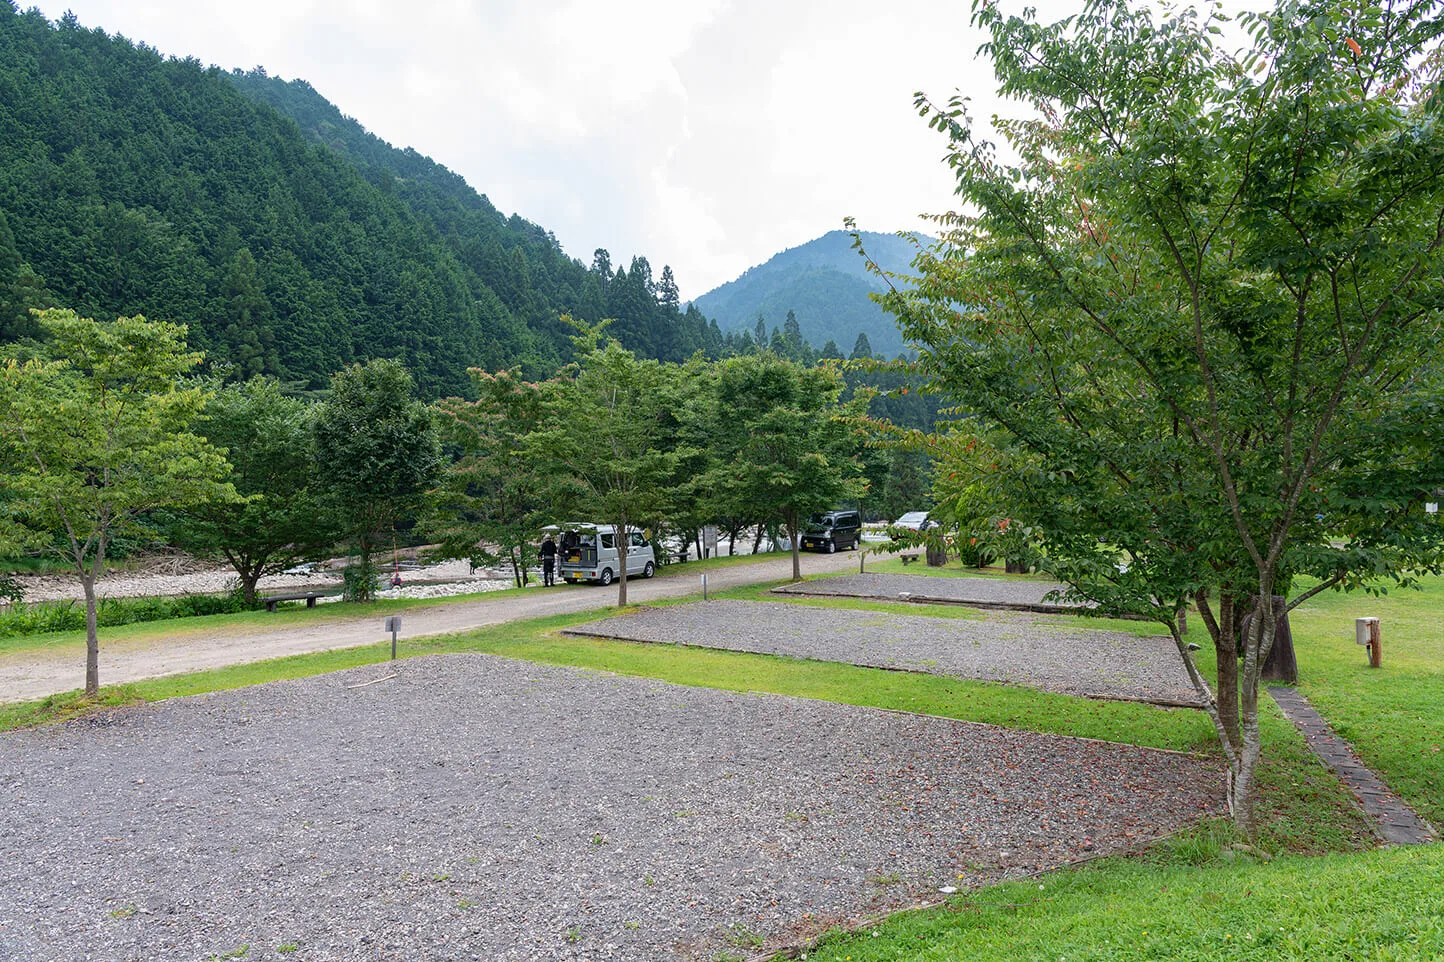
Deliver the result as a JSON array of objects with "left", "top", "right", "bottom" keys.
[
  {"left": 82, "top": 574, "right": 99, "bottom": 697},
  {"left": 616, "top": 526, "right": 629, "bottom": 607},
  {"left": 788, "top": 516, "right": 802, "bottom": 581},
  {"left": 1232, "top": 691, "right": 1264, "bottom": 837},
  {"left": 235, "top": 559, "right": 264, "bottom": 607},
  {"left": 752, "top": 523, "right": 765, "bottom": 555},
  {"left": 1239, "top": 596, "right": 1298, "bottom": 684}
]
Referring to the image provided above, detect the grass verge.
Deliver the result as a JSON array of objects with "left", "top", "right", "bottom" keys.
[
  {"left": 783, "top": 844, "right": 1444, "bottom": 962},
  {"left": 1283, "top": 576, "right": 1444, "bottom": 830}
]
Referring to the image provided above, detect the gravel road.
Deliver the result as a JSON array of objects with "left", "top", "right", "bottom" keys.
[
  {"left": 569, "top": 600, "right": 1203, "bottom": 707},
  {"left": 0, "top": 654, "right": 1222, "bottom": 961},
  {"left": 0, "top": 552, "right": 865, "bottom": 704},
  {"left": 776, "top": 572, "right": 1090, "bottom": 611}
]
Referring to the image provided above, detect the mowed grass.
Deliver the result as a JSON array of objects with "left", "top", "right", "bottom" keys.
[
  {"left": 786, "top": 844, "right": 1444, "bottom": 962},
  {"left": 1284, "top": 577, "right": 1444, "bottom": 829}
]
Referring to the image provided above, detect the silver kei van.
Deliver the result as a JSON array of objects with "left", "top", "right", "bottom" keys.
[{"left": 544, "top": 523, "right": 657, "bottom": 585}]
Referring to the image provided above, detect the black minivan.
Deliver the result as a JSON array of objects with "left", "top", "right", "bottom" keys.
[{"left": 800, "top": 510, "right": 862, "bottom": 553}]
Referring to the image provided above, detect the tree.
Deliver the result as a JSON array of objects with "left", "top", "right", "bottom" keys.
[
  {"left": 782, "top": 309, "right": 804, "bottom": 356},
  {"left": 0, "top": 309, "right": 236, "bottom": 695},
  {"left": 657, "top": 265, "right": 680, "bottom": 311},
  {"left": 706, "top": 353, "right": 865, "bottom": 581},
  {"left": 312, "top": 358, "right": 441, "bottom": 601},
  {"left": 888, "top": 0, "right": 1444, "bottom": 835},
  {"left": 849, "top": 332, "right": 872, "bottom": 360},
  {"left": 591, "top": 248, "right": 613, "bottom": 286},
  {"left": 428, "top": 368, "right": 555, "bottom": 587},
  {"left": 173, "top": 376, "right": 337, "bottom": 605},
  {"left": 530, "top": 318, "right": 682, "bottom": 606}
]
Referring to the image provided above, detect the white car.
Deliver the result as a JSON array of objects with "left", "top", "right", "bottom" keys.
[
  {"left": 892, "top": 511, "right": 933, "bottom": 530},
  {"left": 544, "top": 523, "right": 657, "bottom": 585}
]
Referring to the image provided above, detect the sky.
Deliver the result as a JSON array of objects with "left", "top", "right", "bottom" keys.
[{"left": 30, "top": 0, "right": 1252, "bottom": 300}]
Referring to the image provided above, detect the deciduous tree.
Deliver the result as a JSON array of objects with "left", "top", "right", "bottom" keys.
[
  {"left": 530, "top": 319, "right": 682, "bottom": 606},
  {"left": 888, "top": 0, "right": 1444, "bottom": 834},
  {"left": 428, "top": 368, "right": 556, "bottom": 587},
  {"left": 0, "top": 309, "right": 236, "bottom": 695},
  {"left": 312, "top": 358, "right": 441, "bottom": 601},
  {"left": 705, "top": 353, "right": 865, "bottom": 581},
  {"left": 173, "top": 376, "right": 338, "bottom": 605}
]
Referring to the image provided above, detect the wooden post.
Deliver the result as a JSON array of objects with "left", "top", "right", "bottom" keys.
[{"left": 1355, "top": 617, "right": 1382, "bottom": 668}]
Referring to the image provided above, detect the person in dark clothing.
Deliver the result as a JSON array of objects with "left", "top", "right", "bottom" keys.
[{"left": 539, "top": 535, "right": 558, "bottom": 586}]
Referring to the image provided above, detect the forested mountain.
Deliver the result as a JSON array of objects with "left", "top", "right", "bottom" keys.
[
  {"left": 0, "top": 4, "right": 721, "bottom": 397},
  {"left": 226, "top": 70, "right": 724, "bottom": 370},
  {"left": 692, "top": 230, "right": 924, "bottom": 360}
]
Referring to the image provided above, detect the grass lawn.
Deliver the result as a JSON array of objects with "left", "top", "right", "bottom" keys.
[
  {"left": 1284, "top": 577, "right": 1444, "bottom": 829},
  {"left": 788, "top": 843, "right": 1443, "bottom": 962}
]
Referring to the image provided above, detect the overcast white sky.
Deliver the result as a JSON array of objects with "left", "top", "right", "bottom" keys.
[{"left": 31, "top": 1, "right": 1254, "bottom": 299}]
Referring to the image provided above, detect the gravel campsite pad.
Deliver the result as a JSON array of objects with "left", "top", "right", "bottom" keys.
[
  {"left": 0, "top": 655, "right": 1220, "bottom": 961},
  {"left": 774, "top": 572, "right": 1090, "bottom": 611},
  {"left": 571, "top": 600, "right": 1203, "bottom": 707}
]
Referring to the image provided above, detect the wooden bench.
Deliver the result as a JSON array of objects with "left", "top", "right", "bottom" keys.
[
  {"left": 263, "top": 591, "right": 324, "bottom": 612},
  {"left": 899, "top": 552, "right": 921, "bottom": 565}
]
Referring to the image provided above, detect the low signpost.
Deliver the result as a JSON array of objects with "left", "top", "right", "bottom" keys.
[{"left": 385, "top": 615, "right": 402, "bottom": 660}]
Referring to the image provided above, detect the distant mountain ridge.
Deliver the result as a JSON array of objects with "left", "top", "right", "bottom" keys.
[{"left": 692, "top": 230, "right": 924, "bottom": 358}]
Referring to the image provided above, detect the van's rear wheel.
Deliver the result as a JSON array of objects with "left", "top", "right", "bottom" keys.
[
  {"left": 643, "top": 561, "right": 655, "bottom": 578},
  {"left": 600, "top": 568, "right": 613, "bottom": 586}
]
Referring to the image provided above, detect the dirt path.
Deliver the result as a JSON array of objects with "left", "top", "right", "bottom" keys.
[{"left": 0, "top": 551, "right": 873, "bottom": 704}]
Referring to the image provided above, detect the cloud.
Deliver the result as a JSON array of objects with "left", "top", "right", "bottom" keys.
[{"left": 26, "top": 0, "right": 1266, "bottom": 301}]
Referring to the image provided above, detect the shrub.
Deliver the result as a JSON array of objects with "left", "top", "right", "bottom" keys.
[{"left": 0, "top": 591, "right": 257, "bottom": 638}]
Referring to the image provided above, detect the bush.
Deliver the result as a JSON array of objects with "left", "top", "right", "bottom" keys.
[
  {"left": 0, "top": 590, "right": 256, "bottom": 638},
  {"left": 342, "top": 558, "right": 379, "bottom": 602}
]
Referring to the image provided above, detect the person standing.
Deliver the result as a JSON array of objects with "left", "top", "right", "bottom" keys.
[{"left": 539, "top": 535, "right": 558, "bottom": 586}]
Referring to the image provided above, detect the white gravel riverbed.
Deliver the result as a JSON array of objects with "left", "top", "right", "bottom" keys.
[{"left": 9, "top": 558, "right": 511, "bottom": 605}]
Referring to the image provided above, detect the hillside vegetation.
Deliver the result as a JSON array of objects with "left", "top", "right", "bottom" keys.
[
  {"left": 692, "top": 229, "right": 925, "bottom": 359},
  {"left": 0, "top": 4, "right": 722, "bottom": 396}
]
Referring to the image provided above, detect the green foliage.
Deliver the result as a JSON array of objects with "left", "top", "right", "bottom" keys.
[
  {"left": 312, "top": 358, "right": 441, "bottom": 601},
  {"left": 0, "top": 308, "right": 236, "bottom": 693},
  {"left": 172, "top": 376, "right": 338, "bottom": 603},
  {"left": 891, "top": 0, "right": 1444, "bottom": 834},
  {"left": 0, "top": 591, "right": 252, "bottom": 637},
  {"left": 428, "top": 368, "right": 554, "bottom": 586},
  {"left": 0, "top": 6, "right": 726, "bottom": 395},
  {"left": 530, "top": 319, "right": 685, "bottom": 605},
  {"left": 702, "top": 353, "right": 867, "bottom": 580}
]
